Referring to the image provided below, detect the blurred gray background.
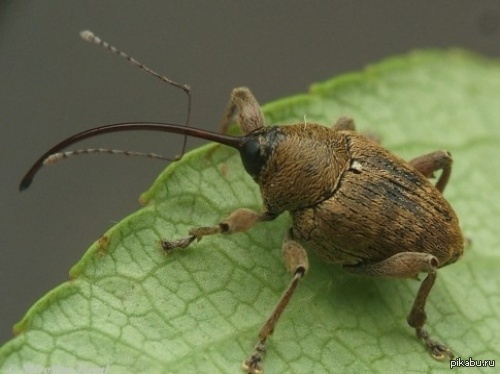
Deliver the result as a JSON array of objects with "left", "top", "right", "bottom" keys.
[{"left": 1, "top": 1, "right": 499, "bottom": 346}]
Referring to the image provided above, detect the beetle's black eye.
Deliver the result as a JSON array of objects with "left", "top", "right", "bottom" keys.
[{"left": 240, "top": 136, "right": 266, "bottom": 179}]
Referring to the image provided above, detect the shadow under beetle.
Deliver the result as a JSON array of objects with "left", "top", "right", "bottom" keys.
[{"left": 21, "top": 31, "right": 465, "bottom": 374}]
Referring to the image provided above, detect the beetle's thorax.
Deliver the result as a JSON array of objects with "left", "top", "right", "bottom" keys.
[{"left": 248, "top": 124, "right": 351, "bottom": 214}]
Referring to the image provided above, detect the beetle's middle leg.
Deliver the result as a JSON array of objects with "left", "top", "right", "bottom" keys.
[
  {"left": 243, "top": 230, "right": 309, "bottom": 374},
  {"left": 332, "top": 120, "right": 454, "bottom": 192},
  {"left": 344, "top": 252, "right": 454, "bottom": 360},
  {"left": 332, "top": 116, "right": 382, "bottom": 143},
  {"left": 409, "top": 150, "right": 452, "bottom": 193},
  {"left": 332, "top": 116, "right": 356, "bottom": 131}
]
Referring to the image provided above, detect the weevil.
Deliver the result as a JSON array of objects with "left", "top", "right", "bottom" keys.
[{"left": 20, "top": 31, "right": 464, "bottom": 373}]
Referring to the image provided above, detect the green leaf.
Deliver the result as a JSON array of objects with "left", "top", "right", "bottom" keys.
[{"left": 2, "top": 50, "right": 499, "bottom": 373}]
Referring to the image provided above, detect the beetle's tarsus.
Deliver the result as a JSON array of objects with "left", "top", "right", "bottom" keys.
[
  {"left": 161, "top": 235, "right": 196, "bottom": 252},
  {"left": 242, "top": 340, "right": 266, "bottom": 374},
  {"left": 417, "top": 327, "right": 454, "bottom": 360},
  {"left": 188, "top": 226, "right": 221, "bottom": 239}
]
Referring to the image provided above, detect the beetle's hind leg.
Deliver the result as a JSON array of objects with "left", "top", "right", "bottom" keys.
[
  {"left": 343, "top": 252, "right": 454, "bottom": 360},
  {"left": 409, "top": 150, "right": 452, "bottom": 193}
]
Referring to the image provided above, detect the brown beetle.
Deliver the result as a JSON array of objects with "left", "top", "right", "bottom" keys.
[
  {"left": 164, "top": 88, "right": 464, "bottom": 372},
  {"left": 21, "top": 31, "right": 464, "bottom": 374}
]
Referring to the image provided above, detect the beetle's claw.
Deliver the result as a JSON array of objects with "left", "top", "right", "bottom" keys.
[
  {"left": 430, "top": 342, "right": 454, "bottom": 360},
  {"left": 417, "top": 327, "right": 454, "bottom": 360}
]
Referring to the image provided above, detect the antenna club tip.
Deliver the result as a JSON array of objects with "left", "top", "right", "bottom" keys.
[{"left": 80, "top": 30, "right": 95, "bottom": 42}]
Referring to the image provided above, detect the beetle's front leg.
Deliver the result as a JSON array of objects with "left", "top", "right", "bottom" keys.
[
  {"left": 161, "top": 209, "right": 275, "bottom": 251},
  {"left": 219, "top": 87, "right": 265, "bottom": 135},
  {"left": 344, "top": 252, "right": 454, "bottom": 360},
  {"left": 243, "top": 230, "right": 309, "bottom": 374}
]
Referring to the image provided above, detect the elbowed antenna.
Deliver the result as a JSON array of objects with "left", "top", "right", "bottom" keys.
[
  {"left": 19, "top": 122, "right": 244, "bottom": 191},
  {"left": 80, "top": 31, "right": 191, "bottom": 101},
  {"left": 79, "top": 30, "right": 193, "bottom": 159}
]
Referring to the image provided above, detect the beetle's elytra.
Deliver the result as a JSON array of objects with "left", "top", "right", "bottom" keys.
[{"left": 21, "top": 31, "right": 464, "bottom": 373}]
